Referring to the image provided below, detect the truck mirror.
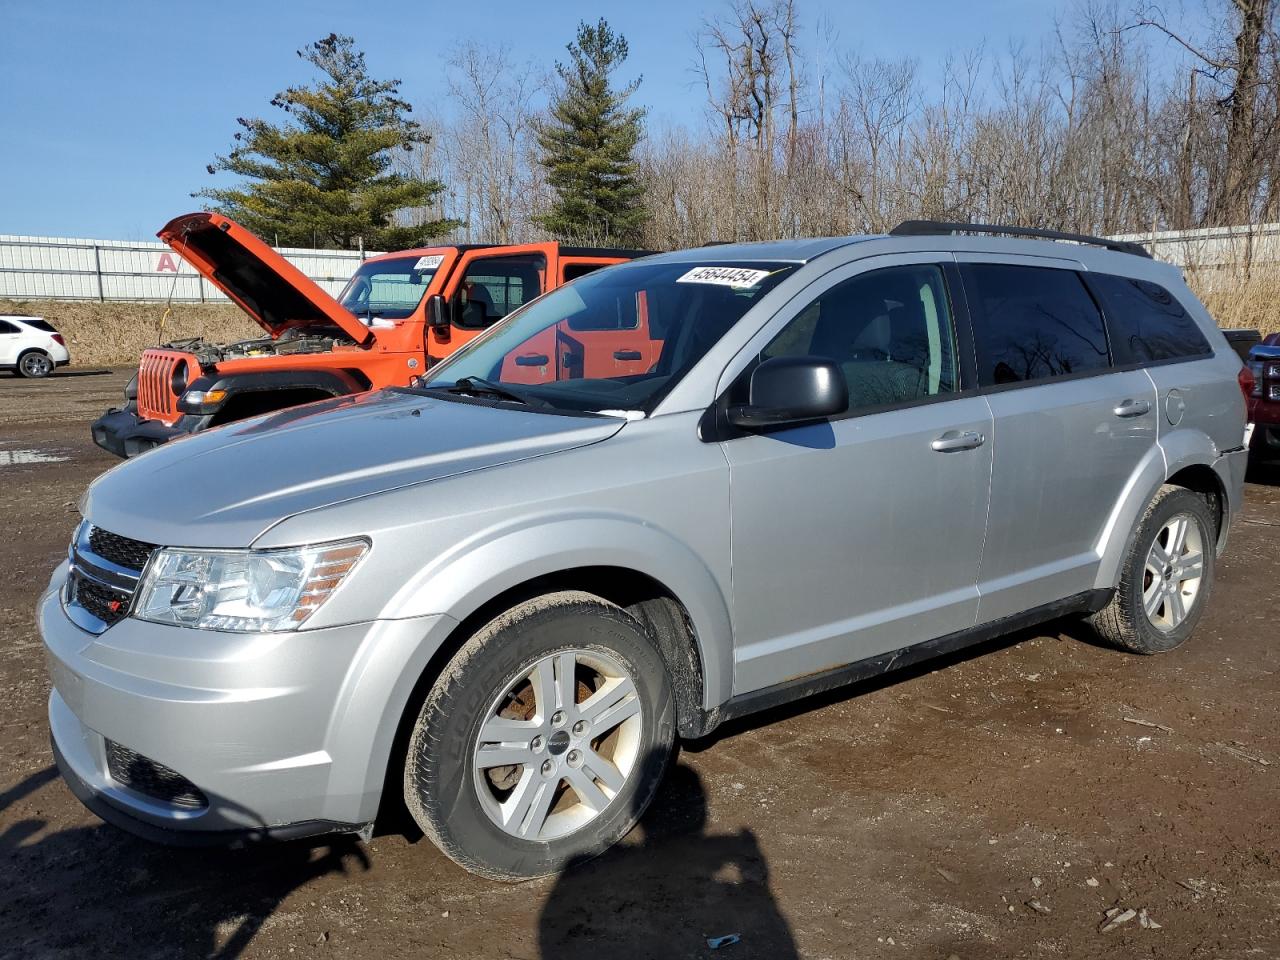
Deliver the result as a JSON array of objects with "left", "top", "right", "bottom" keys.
[{"left": 427, "top": 294, "right": 449, "bottom": 333}]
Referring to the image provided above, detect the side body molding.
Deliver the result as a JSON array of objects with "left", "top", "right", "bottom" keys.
[{"left": 378, "top": 512, "right": 736, "bottom": 712}]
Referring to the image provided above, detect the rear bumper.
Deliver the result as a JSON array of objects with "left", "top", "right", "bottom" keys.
[
  {"left": 1249, "top": 417, "right": 1280, "bottom": 463},
  {"left": 91, "top": 405, "right": 203, "bottom": 458}
]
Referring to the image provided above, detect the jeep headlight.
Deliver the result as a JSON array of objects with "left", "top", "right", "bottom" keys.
[{"left": 134, "top": 539, "right": 367, "bottom": 632}]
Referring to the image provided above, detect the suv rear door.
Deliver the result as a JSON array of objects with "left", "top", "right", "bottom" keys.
[
  {"left": 722, "top": 256, "right": 993, "bottom": 694},
  {"left": 960, "top": 257, "right": 1159, "bottom": 623}
]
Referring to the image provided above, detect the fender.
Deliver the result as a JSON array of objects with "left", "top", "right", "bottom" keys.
[
  {"left": 185, "top": 367, "right": 368, "bottom": 415},
  {"left": 379, "top": 511, "right": 736, "bottom": 711},
  {"left": 1092, "top": 428, "right": 1223, "bottom": 592}
]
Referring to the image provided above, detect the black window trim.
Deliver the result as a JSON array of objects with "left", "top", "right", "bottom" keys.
[{"left": 703, "top": 260, "right": 977, "bottom": 441}]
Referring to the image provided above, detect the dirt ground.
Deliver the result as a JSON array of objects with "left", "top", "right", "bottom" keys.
[{"left": 1, "top": 369, "right": 1277, "bottom": 960}]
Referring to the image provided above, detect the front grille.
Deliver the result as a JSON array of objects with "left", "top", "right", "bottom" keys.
[
  {"left": 137, "top": 350, "right": 193, "bottom": 425},
  {"left": 71, "top": 576, "right": 131, "bottom": 626},
  {"left": 87, "top": 526, "right": 156, "bottom": 572},
  {"left": 105, "top": 740, "right": 207, "bottom": 809},
  {"left": 64, "top": 524, "right": 156, "bottom": 634}
]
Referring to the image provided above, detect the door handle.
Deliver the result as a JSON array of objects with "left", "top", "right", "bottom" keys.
[
  {"left": 514, "top": 353, "right": 549, "bottom": 366},
  {"left": 614, "top": 350, "right": 643, "bottom": 361},
  {"left": 931, "top": 430, "right": 985, "bottom": 452},
  {"left": 1113, "top": 399, "right": 1151, "bottom": 418}
]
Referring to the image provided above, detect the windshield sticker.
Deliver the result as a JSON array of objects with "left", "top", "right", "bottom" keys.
[
  {"left": 413, "top": 255, "right": 444, "bottom": 271},
  {"left": 676, "top": 266, "right": 772, "bottom": 288}
]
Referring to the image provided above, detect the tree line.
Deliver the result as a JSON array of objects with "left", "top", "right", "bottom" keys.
[{"left": 202, "top": 1, "right": 1280, "bottom": 253}]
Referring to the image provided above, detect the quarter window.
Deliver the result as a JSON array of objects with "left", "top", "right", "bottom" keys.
[
  {"left": 963, "top": 264, "right": 1110, "bottom": 386},
  {"left": 1088, "top": 273, "right": 1211, "bottom": 364},
  {"left": 762, "top": 264, "right": 958, "bottom": 413}
]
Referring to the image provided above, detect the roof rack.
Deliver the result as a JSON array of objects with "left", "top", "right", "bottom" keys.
[{"left": 888, "top": 220, "right": 1152, "bottom": 258}]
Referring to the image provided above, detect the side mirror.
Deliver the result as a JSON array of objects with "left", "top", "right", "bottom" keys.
[
  {"left": 727, "top": 356, "right": 848, "bottom": 429},
  {"left": 427, "top": 294, "right": 450, "bottom": 334}
]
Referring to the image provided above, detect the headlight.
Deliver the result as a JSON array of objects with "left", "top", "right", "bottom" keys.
[
  {"left": 133, "top": 539, "right": 368, "bottom": 632},
  {"left": 1267, "top": 362, "right": 1280, "bottom": 380},
  {"left": 179, "top": 388, "right": 228, "bottom": 413}
]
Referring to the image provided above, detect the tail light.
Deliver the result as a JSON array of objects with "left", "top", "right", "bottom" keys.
[
  {"left": 52, "top": 333, "right": 66, "bottom": 346},
  {"left": 1239, "top": 364, "right": 1256, "bottom": 401}
]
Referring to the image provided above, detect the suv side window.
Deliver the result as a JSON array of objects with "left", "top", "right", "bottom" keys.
[
  {"left": 963, "top": 263, "right": 1110, "bottom": 386},
  {"left": 762, "top": 264, "right": 958, "bottom": 413},
  {"left": 1088, "top": 273, "right": 1211, "bottom": 364},
  {"left": 456, "top": 255, "right": 545, "bottom": 330},
  {"left": 0, "top": 320, "right": 18, "bottom": 334}
]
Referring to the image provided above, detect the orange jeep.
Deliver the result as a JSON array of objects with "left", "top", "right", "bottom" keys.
[{"left": 92, "top": 212, "right": 649, "bottom": 457}]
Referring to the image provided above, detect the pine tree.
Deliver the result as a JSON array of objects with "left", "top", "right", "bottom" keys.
[
  {"left": 198, "top": 34, "right": 458, "bottom": 250},
  {"left": 535, "top": 20, "right": 647, "bottom": 246}
]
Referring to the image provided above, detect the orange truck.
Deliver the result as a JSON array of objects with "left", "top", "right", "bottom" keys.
[{"left": 92, "top": 212, "right": 649, "bottom": 457}]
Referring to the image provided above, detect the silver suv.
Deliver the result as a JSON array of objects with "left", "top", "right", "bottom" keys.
[{"left": 40, "top": 222, "right": 1249, "bottom": 879}]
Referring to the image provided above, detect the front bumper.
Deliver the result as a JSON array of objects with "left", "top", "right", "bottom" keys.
[
  {"left": 39, "top": 566, "right": 452, "bottom": 844},
  {"left": 91, "top": 404, "right": 199, "bottom": 458}
]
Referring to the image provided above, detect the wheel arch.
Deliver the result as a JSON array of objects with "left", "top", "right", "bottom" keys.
[
  {"left": 16, "top": 347, "right": 52, "bottom": 371},
  {"left": 1094, "top": 436, "right": 1230, "bottom": 592},
  {"left": 369, "top": 562, "right": 719, "bottom": 830}
]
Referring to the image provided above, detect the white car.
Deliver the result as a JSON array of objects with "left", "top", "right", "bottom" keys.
[{"left": 0, "top": 314, "right": 70, "bottom": 378}]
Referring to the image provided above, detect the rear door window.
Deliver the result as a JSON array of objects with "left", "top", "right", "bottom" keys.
[
  {"left": 1087, "top": 274, "right": 1212, "bottom": 364},
  {"left": 962, "top": 264, "right": 1110, "bottom": 386},
  {"left": 0, "top": 320, "right": 18, "bottom": 334}
]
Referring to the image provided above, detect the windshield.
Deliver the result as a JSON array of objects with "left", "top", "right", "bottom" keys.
[
  {"left": 424, "top": 260, "right": 797, "bottom": 413},
  {"left": 338, "top": 253, "right": 445, "bottom": 320}
]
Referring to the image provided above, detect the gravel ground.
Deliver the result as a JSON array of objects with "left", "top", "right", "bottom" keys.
[{"left": 1, "top": 369, "right": 1277, "bottom": 959}]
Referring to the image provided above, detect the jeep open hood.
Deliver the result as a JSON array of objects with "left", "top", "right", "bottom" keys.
[
  {"left": 80, "top": 390, "right": 625, "bottom": 548},
  {"left": 157, "top": 212, "right": 373, "bottom": 345}
]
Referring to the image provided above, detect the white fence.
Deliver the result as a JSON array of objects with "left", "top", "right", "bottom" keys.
[
  {"left": 4, "top": 223, "right": 1280, "bottom": 304},
  {"left": 1111, "top": 222, "right": 1280, "bottom": 270},
  {"left": 0, "top": 234, "right": 382, "bottom": 303}
]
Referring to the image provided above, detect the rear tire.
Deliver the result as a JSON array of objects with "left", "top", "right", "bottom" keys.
[
  {"left": 1089, "top": 484, "right": 1216, "bottom": 654},
  {"left": 404, "top": 591, "right": 675, "bottom": 881},
  {"left": 17, "top": 351, "right": 53, "bottom": 378}
]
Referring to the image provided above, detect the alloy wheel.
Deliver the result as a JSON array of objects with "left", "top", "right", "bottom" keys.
[
  {"left": 1142, "top": 512, "right": 1205, "bottom": 632},
  {"left": 472, "top": 648, "right": 643, "bottom": 842}
]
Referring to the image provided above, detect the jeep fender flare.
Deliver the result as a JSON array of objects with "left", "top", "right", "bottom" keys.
[
  {"left": 189, "top": 368, "right": 368, "bottom": 407},
  {"left": 378, "top": 512, "right": 736, "bottom": 712}
]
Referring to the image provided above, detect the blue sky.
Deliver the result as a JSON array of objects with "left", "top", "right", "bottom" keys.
[{"left": 0, "top": 0, "right": 1196, "bottom": 240}]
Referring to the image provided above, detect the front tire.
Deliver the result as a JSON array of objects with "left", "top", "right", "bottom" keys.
[
  {"left": 17, "top": 351, "right": 53, "bottom": 378},
  {"left": 404, "top": 591, "right": 675, "bottom": 880},
  {"left": 1089, "top": 484, "right": 1216, "bottom": 654}
]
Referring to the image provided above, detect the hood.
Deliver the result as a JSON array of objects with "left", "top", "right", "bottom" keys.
[
  {"left": 157, "top": 212, "right": 373, "bottom": 345},
  {"left": 81, "top": 390, "right": 625, "bottom": 548}
]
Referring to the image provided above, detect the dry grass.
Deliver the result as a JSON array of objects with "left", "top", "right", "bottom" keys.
[
  {"left": 0, "top": 299, "right": 258, "bottom": 367},
  {"left": 4, "top": 267, "right": 1276, "bottom": 369},
  {"left": 1186, "top": 267, "right": 1280, "bottom": 335}
]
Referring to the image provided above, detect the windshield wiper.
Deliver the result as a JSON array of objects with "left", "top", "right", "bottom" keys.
[{"left": 447, "top": 376, "right": 548, "bottom": 408}]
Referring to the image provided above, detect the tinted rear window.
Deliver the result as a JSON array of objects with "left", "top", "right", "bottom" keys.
[
  {"left": 21, "top": 318, "right": 56, "bottom": 332},
  {"left": 963, "top": 264, "right": 1110, "bottom": 386},
  {"left": 1088, "top": 273, "right": 1211, "bottom": 364}
]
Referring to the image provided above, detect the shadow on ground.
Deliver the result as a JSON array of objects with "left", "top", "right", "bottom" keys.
[
  {"left": 0, "top": 767, "right": 370, "bottom": 959},
  {"left": 539, "top": 758, "right": 799, "bottom": 960}
]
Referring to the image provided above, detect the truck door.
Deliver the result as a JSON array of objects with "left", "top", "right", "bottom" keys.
[{"left": 429, "top": 247, "right": 549, "bottom": 361}]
